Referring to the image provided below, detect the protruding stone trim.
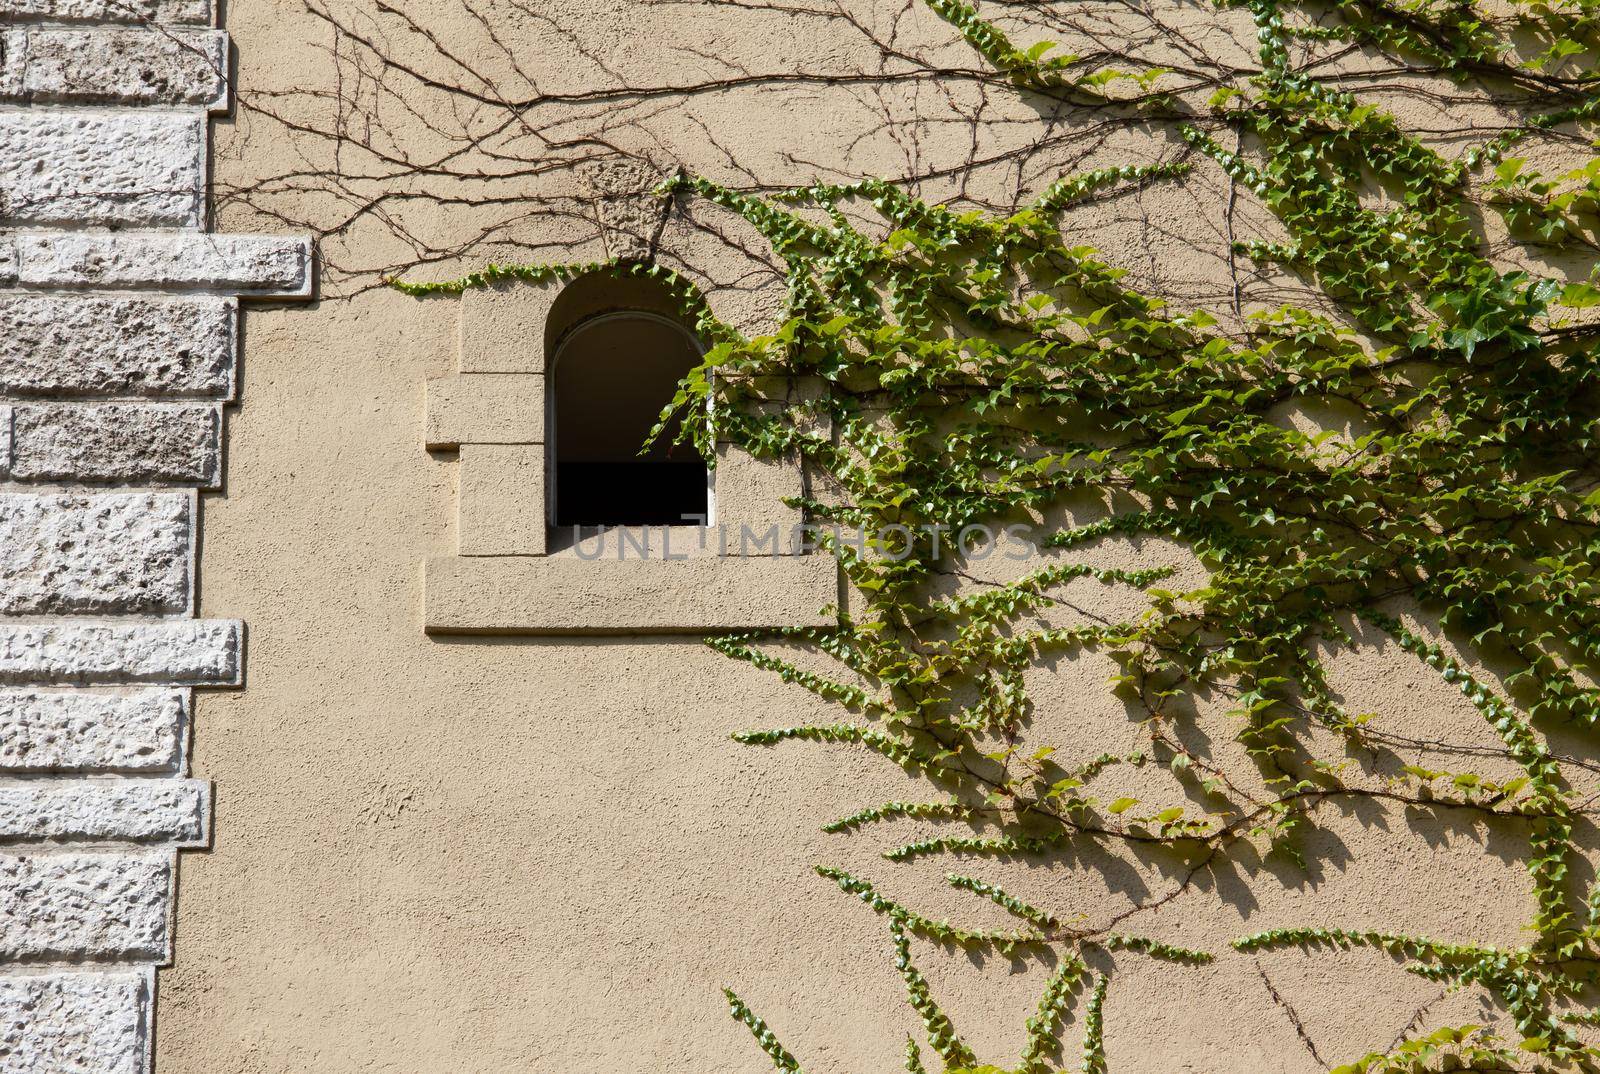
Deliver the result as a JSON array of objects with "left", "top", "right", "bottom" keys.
[
  {"left": 0, "top": 0, "right": 211, "bottom": 24},
  {"left": 0, "top": 28, "right": 228, "bottom": 110},
  {"left": 0, "top": 779, "right": 208, "bottom": 844},
  {"left": 8, "top": 232, "right": 313, "bottom": 295},
  {"left": 0, "top": 0, "right": 306, "bottom": 1063},
  {"left": 0, "top": 621, "right": 241, "bottom": 686}
]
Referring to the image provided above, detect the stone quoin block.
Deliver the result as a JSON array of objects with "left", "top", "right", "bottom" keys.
[
  {"left": 424, "top": 374, "right": 545, "bottom": 448},
  {"left": 458, "top": 444, "right": 547, "bottom": 555},
  {"left": 0, "top": 851, "right": 170, "bottom": 961},
  {"left": 14, "top": 232, "right": 312, "bottom": 295},
  {"left": 0, "top": 493, "right": 192, "bottom": 615},
  {"left": 0, "top": 113, "right": 203, "bottom": 228},
  {"left": 0, "top": 621, "right": 241, "bottom": 686},
  {"left": 0, "top": 0, "right": 209, "bottom": 23},
  {"left": 9, "top": 404, "right": 220, "bottom": 486},
  {"left": 0, "top": 689, "right": 185, "bottom": 773},
  {"left": 0, "top": 971, "right": 150, "bottom": 1074},
  {"left": 0, "top": 29, "right": 228, "bottom": 109},
  {"left": 0, "top": 294, "right": 235, "bottom": 399},
  {"left": 0, "top": 779, "right": 208, "bottom": 844}
]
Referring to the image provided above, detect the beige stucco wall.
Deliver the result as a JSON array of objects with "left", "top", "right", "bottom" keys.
[{"left": 152, "top": 2, "right": 1582, "bottom": 1071}]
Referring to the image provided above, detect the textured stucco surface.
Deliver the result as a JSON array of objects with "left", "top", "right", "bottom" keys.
[{"left": 152, "top": 1, "right": 1567, "bottom": 1072}]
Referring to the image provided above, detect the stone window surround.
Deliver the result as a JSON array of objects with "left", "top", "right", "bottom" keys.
[{"left": 423, "top": 276, "right": 840, "bottom": 634}]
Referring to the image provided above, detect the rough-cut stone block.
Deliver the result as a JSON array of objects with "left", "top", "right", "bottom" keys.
[
  {"left": 0, "top": 29, "right": 226, "bottom": 109},
  {"left": 0, "top": 851, "right": 169, "bottom": 961},
  {"left": 0, "top": 689, "right": 185, "bottom": 773},
  {"left": 10, "top": 404, "right": 219, "bottom": 486},
  {"left": 0, "top": 779, "right": 207, "bottom": 844},
  {"left": 0, "top": 493, "right": 191, "bottom": 616},
  {"left": 0, "top": 0, "right": 209, "bottom": 23},
  {"left": 15, "top": 232, "right": 312, "bottom": 295},
  {"left": 0, "top": 622, "right": 240, "bottom": 686},
  {"left": 0, "top": 240, "right": 14, "bottom": 286},
  {"left": 0, "top": 113, "right": 202, "bottom": 228},
  {"left": 425, "top": 553, "right": 838, "bottom": 633},
  {"left": 0, "top": 971, "right": 149, "bottom": 1074},
  {"left": 0, "top": 294, "right": 234, "bottom": 399},
  {"left": 459, "top": 444, "right": 547, "bottom": 555},
  {"left": 425, "top": 374, "right": 544, "bottom": 448},
  {"left": 458, "top": 281, "right": 558, "bottom": 373}
]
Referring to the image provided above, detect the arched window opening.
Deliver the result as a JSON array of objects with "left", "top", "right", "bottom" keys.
[{"left": 551, "top": 309, "right": 708, "bottom": 527}]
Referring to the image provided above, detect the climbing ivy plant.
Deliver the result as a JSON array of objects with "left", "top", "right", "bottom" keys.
[{"left": 397, "top": 0, "right": 1600, "bottom": 1068}]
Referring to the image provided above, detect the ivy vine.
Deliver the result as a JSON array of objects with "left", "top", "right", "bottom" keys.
[{"left": 397, "top": 0, "right": 1600, "bottom": 1067}]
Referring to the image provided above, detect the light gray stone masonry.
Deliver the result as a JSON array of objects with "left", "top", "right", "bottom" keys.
[
  {"left": 0, "top": 851, "right": 169, "bottom": 961},
  {"left": 0, "top": 971, "right": 150, "bottom": 1074},
  {"left": 1, "top": 29, "right": 228, "bottom": 109},
  {"left": 0, "top": 113, "right": 203, "bottom": 228},
  {"left": 0, "top": 294, "right": 234, "bottom": 399},
  {"left": 0, "top": 0, "right": 209, "bottom": 23},
  {"left": 9, "top": 231, "right": 313, "bottom": 295},
  {"left": 9, "top": 403, "right": 220, "bottom": 485},
  {"left": 0, "top": 621, "right": 241, "bottom": 686},
  {"left": 0, "top": 780, "right": 207, "bottom": 844},
  {"left": 0, "top": 493, "right": 191, "bottom": 615},
  {"left": 0, "top": 0, "right": 308, "bottom": 1062},
  {"left": 0, "top": 690, "right": 185, "bottom": 773}
]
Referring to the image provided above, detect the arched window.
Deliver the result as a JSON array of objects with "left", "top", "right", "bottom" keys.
[{"left": 547, "top": 284, "right": 709, "bottom": 527}]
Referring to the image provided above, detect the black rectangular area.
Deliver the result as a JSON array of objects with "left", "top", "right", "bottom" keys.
[{"left": 555, "top": 461, "right": 709, "bottom": 526}]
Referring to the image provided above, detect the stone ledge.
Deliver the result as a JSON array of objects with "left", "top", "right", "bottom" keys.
[
  {"left": 424, "top": 553, "right": 839, "bottom": 634},
  {"left": 0, "top": 850, "right": 169, "bottom": 961},
  {"left": 0, "top": 492, "right": 192, "bottom": 616},
  {"left": 0, "top": 621, "right": 241, "bottom": 686},
  {"left": 0, "top": 293, "right": 234, "bottom": 399},
  {"left": 0, "top": 113, "right": 203, "bottom": 228},
  {"left": 0, "top": 689, "right": 185, "bottom": 773},
  {"left": 9, "top": 232, "right": 312, "bottom": 295},
  {"left": 9, "top": 403, "right": 220, "bottom": 486},
  {"left": 0, "top": 970, "right": 149, "bottom": 1074},
  {"left": 0, "top": 0, "right": 209, "bottom": 23},
  {"left": 0, "top": 778, "right": 207, "bottom": 844},
  {"left": 0, "top": 28, "right": 227, "bottom": 109}
]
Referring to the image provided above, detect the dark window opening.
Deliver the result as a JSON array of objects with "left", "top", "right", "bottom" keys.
[{"left": 552, "top": 311, "right": 708, "bottom": 527}]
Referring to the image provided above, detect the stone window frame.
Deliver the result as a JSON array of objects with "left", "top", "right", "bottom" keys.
[{"left": 422, "top": 274, "right": 839, "bottom": 634}]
